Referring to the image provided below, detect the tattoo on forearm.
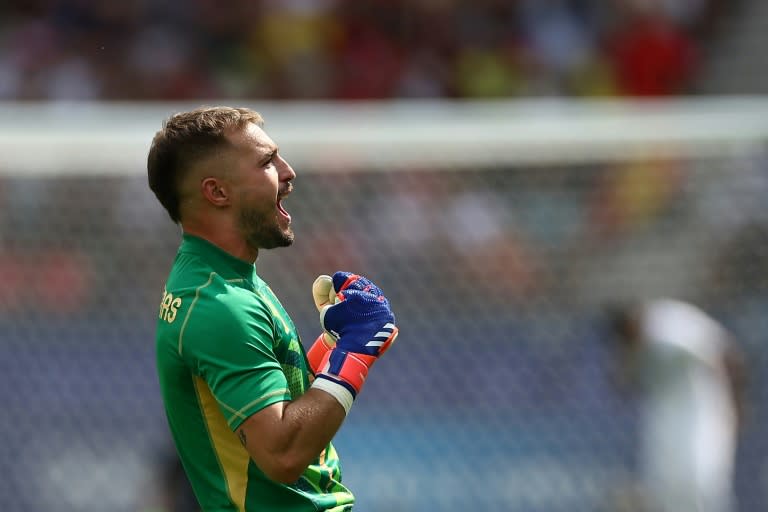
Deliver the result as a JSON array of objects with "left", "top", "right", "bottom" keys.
[{"left": 238, "top": 429, "right": 247, "bottom": 447}]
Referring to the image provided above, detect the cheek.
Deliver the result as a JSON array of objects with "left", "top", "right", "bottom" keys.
[
  {"left": 238, "top": 182, "right": 274, "bottom": 205},
  {"left": 238, "top": 189, "right": 278, "bottom": 220}
]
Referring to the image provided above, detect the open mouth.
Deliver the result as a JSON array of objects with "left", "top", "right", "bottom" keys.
[
  {"left": 277, "top": 198, "right": 291, "bottom": 221},
  {"left": 277, "top": 189, "right": 291, "bottom": 222}
]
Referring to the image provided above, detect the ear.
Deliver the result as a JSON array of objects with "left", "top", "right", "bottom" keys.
[{"left": 200, "top": 177, "right": 230, "bottom": 208}]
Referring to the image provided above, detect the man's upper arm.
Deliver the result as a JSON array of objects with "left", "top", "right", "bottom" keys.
[{"left": 235, "top": 400, "right": 286, "bottom": 461}]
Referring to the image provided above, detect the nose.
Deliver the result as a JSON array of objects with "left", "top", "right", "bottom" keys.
[{"left": 276, "top": 154, "right": 296, "bottom": 182}]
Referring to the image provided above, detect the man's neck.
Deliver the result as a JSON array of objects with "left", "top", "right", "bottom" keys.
[{"left": 182, "top": 223, "right": 259, "bottom": 263}]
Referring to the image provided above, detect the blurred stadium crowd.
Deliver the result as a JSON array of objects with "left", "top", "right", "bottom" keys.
[{"left": 0, "top": 0, "right": 729, "bottom": 101}]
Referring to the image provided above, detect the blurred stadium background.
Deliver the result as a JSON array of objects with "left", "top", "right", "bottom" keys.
[{"left": 1, "top": 1, "right": 768, "bottom": 511}]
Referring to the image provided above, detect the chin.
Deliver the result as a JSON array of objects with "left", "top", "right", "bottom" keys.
[
  {"left": 251, "top": 227, "right": 294, "bottom": 250},
  {"left": 278, "top": 230, "right": 295, "bottom": 247},
  {"left": 278, "top": 224, "right": 295, "bottom": 245}
]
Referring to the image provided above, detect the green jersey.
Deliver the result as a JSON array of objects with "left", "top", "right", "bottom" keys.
[{"left": 156, "top": 234, "right": 354, "bottom": 512}]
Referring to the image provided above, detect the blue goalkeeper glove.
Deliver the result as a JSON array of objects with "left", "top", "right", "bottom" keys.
[
  {"left": 310, "top": 272, "right": 398, "bottom": 413},
  {"left": 330, "top": 271, "right": 387, "bottom": 299},
  {"left": 306, "top": 272, "right": 390, "bottom": 372}
]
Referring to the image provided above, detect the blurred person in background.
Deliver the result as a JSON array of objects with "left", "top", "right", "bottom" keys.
[
  {"left": 604, "top": 1, "right": 698, "bottom": 96},
  {"left": 606, "top": 298, "right": 746, "bottom": 512},
  {"left": 147, "top": 106, "right": 399, "bottom": 511}
]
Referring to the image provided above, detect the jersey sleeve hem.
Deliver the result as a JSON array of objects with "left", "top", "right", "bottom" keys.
[{"left": 226, "top": 388, "right": 292, "bottom": 431}]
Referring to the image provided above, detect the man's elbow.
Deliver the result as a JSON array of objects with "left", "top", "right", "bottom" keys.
[
  {"left": 266, "top": 466, "right": 306, "bottom": 485},
  {"left": 254, "top": 453, "right": 307, "bottom": 484}
]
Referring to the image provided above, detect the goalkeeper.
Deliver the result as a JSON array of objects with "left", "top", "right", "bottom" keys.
[{"left": 147, "top": 106, "right": 399, "bottom": 511}]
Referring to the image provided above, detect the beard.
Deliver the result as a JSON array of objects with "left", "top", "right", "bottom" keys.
[{"left": 238, "top": 202, "right": 294, "bottom": 251}]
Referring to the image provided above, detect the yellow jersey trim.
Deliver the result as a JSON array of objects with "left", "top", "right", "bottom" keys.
[{"left": 193, "top": 375, "right": 250, "bottom": 512}]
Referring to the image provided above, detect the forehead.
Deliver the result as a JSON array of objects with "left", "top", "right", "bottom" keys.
[{"left": 227, "top": 122, "right": 277, "bottom": 155}]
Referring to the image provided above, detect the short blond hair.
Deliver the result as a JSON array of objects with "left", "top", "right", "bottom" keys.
[{"left": 147, "top": 106, "right": 264, "bottom": 223}]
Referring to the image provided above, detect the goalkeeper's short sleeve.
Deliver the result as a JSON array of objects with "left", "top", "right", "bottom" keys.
[{"left": 178, "top": 287, "right": 292, "bottom": 430}]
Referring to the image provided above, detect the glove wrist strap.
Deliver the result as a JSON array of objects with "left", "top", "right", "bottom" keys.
[
  {"left": 306, "top": 333, "right": 334, "bottom": 374},
  {"left": 318, "top": 348, "right": 375, "bottom": 395},
  {"left": 311, "top": 378, "right": 354, "bottom": 415}
]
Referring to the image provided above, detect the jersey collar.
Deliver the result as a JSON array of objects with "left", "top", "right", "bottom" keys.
[{"left": 180, "top": 233, "right": 256, "bottom": 279}]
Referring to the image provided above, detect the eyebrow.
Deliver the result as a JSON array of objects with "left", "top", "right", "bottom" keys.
[{"left": 260, "top": 148, "right": 278, "bottom": 164}]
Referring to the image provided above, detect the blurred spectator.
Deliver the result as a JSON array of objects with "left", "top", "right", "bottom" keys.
[
  {"left": 604, "top": 2, "right": 698, "bottom": 96},
  {"left": 518, "top": 0, "right": 599, "bottom": 95},
  {"left": 0, "top": 0, "right": 720, "bottom": 100},
  {"left": 253, "top": 1, "right": 340, "bottom": 98},
  {"left": 332, "top": 2, "right": 405, "bottom": 99},
  {"left": 442, "top": 188, "right": 541, "bottom": 302},
  {"left": 588, "top": 158, "right": 686, "bottom": 238},
  {"left": 606, "top": 299, "right": 746, "bottom": 512}
]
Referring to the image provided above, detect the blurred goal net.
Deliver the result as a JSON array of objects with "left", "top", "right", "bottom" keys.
[{"left": 1, "top": 99, "right": 767, "bottom": 512}]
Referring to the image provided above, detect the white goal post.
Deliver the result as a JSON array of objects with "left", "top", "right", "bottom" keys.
[{"left": 1, "top": 97, "right": 767, "bottom": 176}]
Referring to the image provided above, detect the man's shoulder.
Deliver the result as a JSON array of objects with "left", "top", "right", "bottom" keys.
[
  {"left": 165, "top": 249, "right": 219, "bottom": 291},
  {"left": 165, "top": 269, "right": 272, "bottom": 336},
  {"left": 166, "top": 274, "right": 258, "bottom": 324}
]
